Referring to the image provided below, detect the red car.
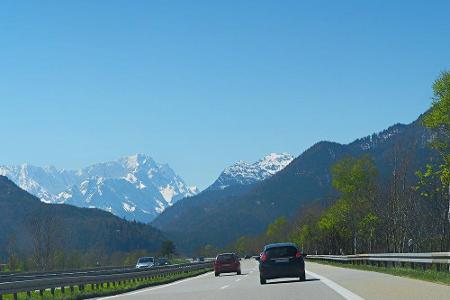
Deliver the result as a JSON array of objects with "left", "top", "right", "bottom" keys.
[{"left": 214, "top": 253, "right": 241, "bottom": 276}]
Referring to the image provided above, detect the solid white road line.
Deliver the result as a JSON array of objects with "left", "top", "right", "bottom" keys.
[
  {"left": 220, "top": 285, "right": 230, "bottom": 290},
  {"left": 306, "top": 270, "right": 365, "bottom": 300},
  {"left": 98, "top": 271, "right": 213, "bottom": 299}
]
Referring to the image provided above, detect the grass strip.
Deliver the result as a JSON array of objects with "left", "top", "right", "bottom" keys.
[
  {"left": 2, "top": 268, "right": 212, "bottom": 300},
  {"left": 308, "top": 259, "right": 450, "bottom": 286}
]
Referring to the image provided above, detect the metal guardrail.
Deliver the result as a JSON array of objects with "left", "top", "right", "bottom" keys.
[
  {"left": 0, "top": 261, "right": 213, "bottom": 299},
  {"left": 0, "top": 266, "right": 138, "bottom": 284},
  {"left": 0, "top": 264, "right": 132, "bottom": 278},
  {"left": 306, "top": 252, "right": 450, "bottom": 268}
]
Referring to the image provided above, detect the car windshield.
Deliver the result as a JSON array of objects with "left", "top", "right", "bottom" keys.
[
  {"left": 265, "top": 246, "right": 297, "bottom": 259},
  {"left": 217, "top": 254, "right": 234, "bottom": 262},
  {"left": 138, "top": 257, "right": 154, "bottom": 263}
]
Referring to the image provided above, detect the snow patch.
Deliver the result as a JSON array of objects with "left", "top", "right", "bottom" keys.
[
  {"left": 122, "top": 202, "right": 136, "bottom": 212},
  {"left": 160, "top": 185, "right": 177, "bottom": 205},
  {"left": 155, "top": 200, "right": 165, "bottom": 213},
  {"left": 125, "top": 173, "right": 138, "bottom": 183}
]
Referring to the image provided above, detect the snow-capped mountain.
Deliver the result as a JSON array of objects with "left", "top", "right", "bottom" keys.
[
  {"left": 208, "top": 153, "right": 294, "bottom": 190},
  {"left": 0, "top": 154, "right": 198, "bottom": 222}
]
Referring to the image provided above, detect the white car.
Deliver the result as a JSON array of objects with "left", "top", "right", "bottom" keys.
[{"left": 135, "top": 257, "right": 155, "bottom": 269}]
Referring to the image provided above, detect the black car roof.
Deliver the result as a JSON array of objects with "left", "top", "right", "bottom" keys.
[{"left": 263, "top": 242, "right": 298, "bottom": 250}]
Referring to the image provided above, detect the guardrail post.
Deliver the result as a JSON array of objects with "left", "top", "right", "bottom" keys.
[
  {"left": 70, "top": 286, "right": 74, "bottom": 293},
  {"left": 61, "top": 286, "right": 65, "bottom": 294},
  {"left": 0, "top": 293, "right": 3, "bottom": 300},
  {"left": 39, "top": 289, "right": 44, "bottom": 296},
  {"left": 51, "top": 287, "right": 55, "bottom": 296},
  {"left": 27, "top": 291, "right": 31, "bottom": 297},
  {"left": 13, "top": 293, "right": 17, "bottom": 300}
]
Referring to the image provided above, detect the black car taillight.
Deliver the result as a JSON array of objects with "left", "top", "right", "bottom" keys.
[{"left": 260, "top": 252, "right": 268, "bottom": 262}]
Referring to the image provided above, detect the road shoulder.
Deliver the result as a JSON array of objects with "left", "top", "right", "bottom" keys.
[{"left": 307, "top": 262, "right": 450, "bottom": 300}]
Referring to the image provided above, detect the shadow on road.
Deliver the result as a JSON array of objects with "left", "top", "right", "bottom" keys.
[
  {"left": 217, "top": 273, "right": 248, "bottom": 277},
  {"left": 265, "top": 278, "right": 320, "bottom": 285}
]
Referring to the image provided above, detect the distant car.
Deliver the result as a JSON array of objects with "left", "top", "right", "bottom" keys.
[
  {"left": 135, "top": 257, "right": 155, "bottom": 269},
  {"left": 214, "top": 253, "right": 241, "bottom": 276},
  {"left": 156, "top": 258, "right": 170, "bottom": 266},
  {"left": 244, "top": 255, "right": 251, "bottom": 259},
  {"left": 257, "top": 242, "right": 306, "bottom": 284}
]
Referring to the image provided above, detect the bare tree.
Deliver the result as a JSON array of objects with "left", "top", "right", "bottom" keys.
[{"left": 29, "top": 214, "right": 62, "bottom": 271}]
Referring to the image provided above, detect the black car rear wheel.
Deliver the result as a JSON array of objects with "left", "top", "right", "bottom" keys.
[
  {"left": 237, "top": 270, "right": 241, "bottom": 275},
  {"left": 299, "top": 271, "right": 306, "bottom": 281},
  {"left": 215, "top": 272, "right": 219, "bottom": 277},
  {"left": 260, "top": 276, "right": 266, "bottom": 285}
]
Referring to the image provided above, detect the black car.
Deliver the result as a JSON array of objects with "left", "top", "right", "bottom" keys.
[
  {"left": 256, "top": 242, "right": 306, "bottom": 284},
  {"left": 156, "top": 258, "right": 170, "bottom": 266}
]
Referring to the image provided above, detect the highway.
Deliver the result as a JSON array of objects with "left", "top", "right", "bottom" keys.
[{"left": 98, "top": 260, "right": 450, "bottom": 300}]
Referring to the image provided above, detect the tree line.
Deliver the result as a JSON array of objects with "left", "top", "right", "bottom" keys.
[{"left": 3, "top": 214, "right": 178, "bottom": 272}]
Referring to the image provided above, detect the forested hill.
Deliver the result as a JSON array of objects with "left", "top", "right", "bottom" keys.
[
  {"left": 0, "top": 175, "right": 165, "bottom": 261},
  {"left": 153, "top": 113, "right": 436, "bottom": 254}
]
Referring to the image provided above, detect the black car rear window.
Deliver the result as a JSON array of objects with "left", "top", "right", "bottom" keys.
[
  {"left": 265, "top": 246, "right": 297, "bottom": 258},
  {"left": 217, "top": 254, "right": 235, "bottom": 262}
]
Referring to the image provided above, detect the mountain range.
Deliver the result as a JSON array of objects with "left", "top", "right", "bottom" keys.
[
  {"left": 0, "top": 154, "right": 197, "bottom": 223},
  {"left": 0, "top": 113, "right": 435, "bottom": 256},
  {"left": 208, "top": 153, "right": 293, "bottom": 190},
  {"left": 152, "top": 114, "right": 436, "bottom": 254}
]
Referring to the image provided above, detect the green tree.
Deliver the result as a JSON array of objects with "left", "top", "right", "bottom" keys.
[
  {"left": 318, "top": 200, "right": 351, "bottom": 254},
  {"left": 197, "top": 244, "right": 219, "bottom": 257},
  {"left": 160, "top": 240, "right": 176, "bottom": 259},
  {"left": 423, "top": 71, "right": 450, "bottom": 211},
  {"left": 331, "top": 155, "right": 378, "bottom": 254},
  {"left": 419, "top": 71, "right": 450, "bottom": 251},
  {"left": 235, "top": 236, "right": 252, "bottom": 256},
  {"left": 357, "top": 213, "right": 378, "bottom": 252},
  {"left": 266, "top": 217, "right": 289, "bottom": 243}
]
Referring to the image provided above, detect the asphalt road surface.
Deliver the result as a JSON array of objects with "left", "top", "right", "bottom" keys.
[{"left": 99, "top": 260, "right": 450, "bottom": 300}]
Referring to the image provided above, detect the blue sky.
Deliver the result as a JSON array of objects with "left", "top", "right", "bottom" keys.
[{"left": 1, "top": 0, "right": 449, "bottom": 189}]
